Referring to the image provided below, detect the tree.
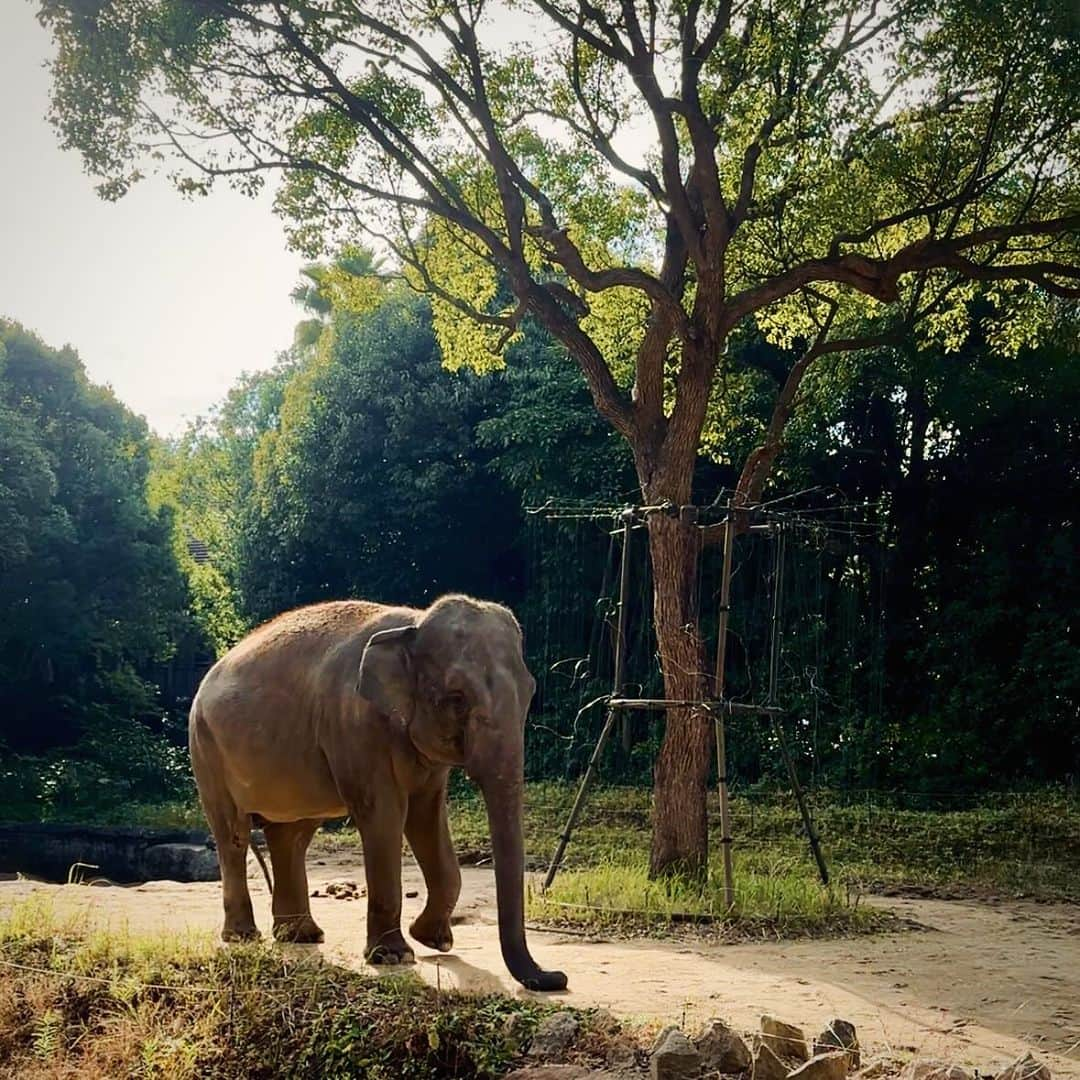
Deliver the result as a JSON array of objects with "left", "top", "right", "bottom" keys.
[
  {"left": 784, "top": 325, "right": 1080, "bottom": 786},
  {"left": 41, "top": 0, "right": 1080, "bottom": 875},
  {"left": 289, "top": 245, "right": 387, "bottom": 349},
  {"left": 243, "top": 290, "right": 524, "bottom": 616},
  {"left": 0, "top": 320, "right": 193, "bottom": 754}
]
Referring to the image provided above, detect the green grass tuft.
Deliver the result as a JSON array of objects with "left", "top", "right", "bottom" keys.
[{"left": 527, "top": 853, "right": 890, "bottom": 940}]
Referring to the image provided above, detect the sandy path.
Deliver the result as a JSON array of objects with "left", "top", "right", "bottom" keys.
[{"left": 2, "top": 857, "right": 1077, "bottom": 1077}]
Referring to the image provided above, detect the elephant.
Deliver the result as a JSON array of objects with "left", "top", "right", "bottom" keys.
[{"left": 188, "top": 593, "right": 566, "bottom": 992}]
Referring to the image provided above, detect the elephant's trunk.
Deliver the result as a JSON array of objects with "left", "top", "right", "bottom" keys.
[{"left": 478, "top": 771, "right": 567, "bottom": 992}]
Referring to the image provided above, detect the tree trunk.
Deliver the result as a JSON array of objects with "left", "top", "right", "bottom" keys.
[{"left": 646, "top": 509, "right": 712, "bottom": 878}]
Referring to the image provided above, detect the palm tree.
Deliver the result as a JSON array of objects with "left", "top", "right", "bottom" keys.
[{"left": 290, "top": 246, "right": 386, "bottom": 349}]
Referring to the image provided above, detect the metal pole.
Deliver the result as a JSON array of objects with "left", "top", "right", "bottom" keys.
[
  {"left": 543, "top": 509, "right": 634, "bottom": 891},
  {"left": 767, "top": 523, "right": 829, "bottom": 885},
  {"left": 712, "top": 508, "right": 736, "bottom": 910}
]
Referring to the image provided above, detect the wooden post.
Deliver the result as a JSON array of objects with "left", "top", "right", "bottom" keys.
[
  {"left": 712, "top": 508, "right": 736, "bottom": 910},
  {"left": 543, "top": 509, "right": 634, "bottom": 891}
]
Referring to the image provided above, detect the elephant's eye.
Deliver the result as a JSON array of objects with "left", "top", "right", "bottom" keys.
[{"left": 441, "top": 691, "right": 469, "bottom": 719}]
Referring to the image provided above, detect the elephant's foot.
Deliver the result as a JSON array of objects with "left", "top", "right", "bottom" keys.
[
  {"left": 365, "top": 929, "right": 415, "bottom": 966},
  {"left": 221, "top": 922, "right": 260, "bottom": 943},
  {"left": 409, "top": 913, "right": 454, "bottom": 953},
  {"left": 273, "top": 914, "right": 325, "bottom": 944}
]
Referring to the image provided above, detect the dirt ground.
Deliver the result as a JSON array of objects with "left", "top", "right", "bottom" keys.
[{"left": 2, "top": 855, "right": 1077, "bottom": 1077}]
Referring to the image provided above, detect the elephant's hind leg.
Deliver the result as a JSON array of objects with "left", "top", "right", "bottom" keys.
[
  {"left": 264, "top": 819, "right": 324, "bottom": 943},
  {"left": 204, "top": 802, "right": 259, "bottom": 941},
  {"left": 405, "top": 780, "right": 460, "bottom": 953},
  {"left": 191, "top": 719, "right": 259, "bottom": 942}
]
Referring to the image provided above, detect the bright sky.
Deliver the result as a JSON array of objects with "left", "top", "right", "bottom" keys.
[{"left": 0, "top": 4, "right": 303, "bottom": 436}]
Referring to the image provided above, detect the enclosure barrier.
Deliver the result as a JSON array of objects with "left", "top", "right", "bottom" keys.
[{"left": 538, "top": 500, "right": 832, "bottom": 901}]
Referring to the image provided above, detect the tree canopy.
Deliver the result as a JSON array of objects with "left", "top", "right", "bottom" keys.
[
  {"left": 40, "top": 0, "right": 1080, "bottom": 487},
  {"left": 0, "top": 321, "right": 196, "bottom": 759}
]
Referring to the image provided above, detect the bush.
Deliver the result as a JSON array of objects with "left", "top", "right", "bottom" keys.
[{"left": 0, "top": 714, "right": 194, "bottom": 823}]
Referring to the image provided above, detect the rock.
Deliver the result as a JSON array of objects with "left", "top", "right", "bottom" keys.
[
  {"left": 651, "top": 1026, "right": 681, "bottom": 1054},
  {"left": 606, "top": 1043, "right": 642, "bottom": 1072},
  {"left": 996, "top": 1054, "right": 1051, "bottom": 1080},
  {"left": 813, "top": 1020, "right": 860, "bottom": 1070},
  {"left": 325, "top": 879, "right": 363, "bottom": 899},
  {"left": 650, "top": 1028, "right": 702, "bottom": 1080},
  {"left": 140, "top": 843, "right": 220, "bottom": 882},
  {"left": 753, "top": 1040, "right": 795, "bottom": 1080},
  {"left": 905, "top": 1061, "right": 974, "bottom": 1080},
  {"left": 694, "top": 1019, "right": 752, "bottom": 1074},
  {"left": 787, "top": 1052, "right": 849, "bottom": 1080},
  {"left": 591, "top": 1008, "right": 622, "bottom": 1034},
  {"left": 528, "top": 1011, "right": 581, "bottom": 1059},
  {"left": 0, "top": 822, "right": 220, "bottom": 884},
  {"left": 761, "top": 1017, "right": 809, "bottom": 1065}
]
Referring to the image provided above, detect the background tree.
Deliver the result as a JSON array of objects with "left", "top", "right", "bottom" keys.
[
  {"left": 289, "top": 245, "right": 387, "bottom": 349},
  {"left": 149, "top": 351, "right": 303, "bottom": 655},
  {"left": 42, "top": 0, "right": 1080, "bottom": 875},
  {"left": 0, "top": 321, "right": 197, "bottom": 813}
]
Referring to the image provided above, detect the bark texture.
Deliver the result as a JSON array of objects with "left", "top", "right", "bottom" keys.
[{"left": 645, "top": 510, "right": 712, "bottom": 877}]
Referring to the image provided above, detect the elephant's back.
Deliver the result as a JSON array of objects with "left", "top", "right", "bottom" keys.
[
  {"left": 189, "top": 601, "right": 417, "bottom": 814},
  {"left": 244, "top": 599, "right": 389, "bottom": 649},
  {"left": 219, "top": 600, "right": 396, "bottom": 669},
  {"left": 193, "top": 599, "right": 413, "bottom": 719}
]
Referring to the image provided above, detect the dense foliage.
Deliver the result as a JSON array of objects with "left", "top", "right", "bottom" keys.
[
  {"left": 2, "top": 276, "right": 1076, "bottom": 825},
  {"left": 0, "top": 321, "right": 199, "bottom": 815},
  {"left": 148, "top": 278, "right": 1078, "bottom": 793}
]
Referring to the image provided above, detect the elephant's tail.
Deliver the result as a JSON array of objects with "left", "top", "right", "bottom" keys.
[{"left": 249, "top": 815, "right": 274, "bottom": 895}]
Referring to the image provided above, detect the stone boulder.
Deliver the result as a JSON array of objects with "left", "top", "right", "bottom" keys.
[
  {"left": 695, "top": 1019, "right": 752, "bottom": 1074},
  {"left": 140, "top": 843, "right": 220, "bottom": 882},
  {"left": 854, "top": 1058, "right": 904, "bottom": 1079},
  {"left": 813, "top": 1020, "right": 860, "bottom": 1071},
  {"left": 650, "top": 1027, "right": 702, "bottom": 1080},
  {"left": 753, "top": 1039, "right": 794, "bottom": 1080},
  {"left": 761, "top": 1017, "right": 810, "bottom": 1066},
  {"left": 996, "top": 1054, "right": 1051, "bottom": 1080},
  {"left": 905, "top": 1061, "right": 974, "bottom": 1080},
  {"left": 528, "top": 1011, "right": 581, "bottom": 1060},
  {"left": 787, "top": 1052, "right": 850, "bottom": 1080}
]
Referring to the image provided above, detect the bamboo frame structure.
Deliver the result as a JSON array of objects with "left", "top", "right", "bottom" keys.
[{"left": 540, "top": 502, "right": 830, "bottom": 896}]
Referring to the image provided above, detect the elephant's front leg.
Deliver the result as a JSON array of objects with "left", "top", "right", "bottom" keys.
[
  {"left": 405, "top": 778, "right": 460, "bottom": 953},
  {"left": 354, "top": 790, "right": 414, "bottom": 965}
]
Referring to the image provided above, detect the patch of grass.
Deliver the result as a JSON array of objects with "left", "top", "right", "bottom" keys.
[
  {"left": 527, "top": 853, "right": 891, "bottom": 940},
  {"left": 0, "top": 899, "right": 568, "bottom": 1078},
  {"left": 455, "top": 784, "right": 1080, "bottom": 903},
  {"left": 8, "top": 782, "right": 1076, "bottom": 906}
]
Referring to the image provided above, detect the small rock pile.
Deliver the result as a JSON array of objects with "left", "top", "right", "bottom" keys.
[
  {"left": 503, "top": 1011, "right": 1054, "bottom": 1080},
  {"left": 310, "top": 879, "right": 364, "bottom": 900}
]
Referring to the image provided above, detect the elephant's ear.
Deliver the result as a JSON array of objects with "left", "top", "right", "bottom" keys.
[{"left": 357, "top": 625, "right": 418, "bottom": 719}]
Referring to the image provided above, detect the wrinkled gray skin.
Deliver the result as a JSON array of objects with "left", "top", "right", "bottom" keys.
[{"left": 189, "top": 594, "right": 566, "bottom": 992}]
